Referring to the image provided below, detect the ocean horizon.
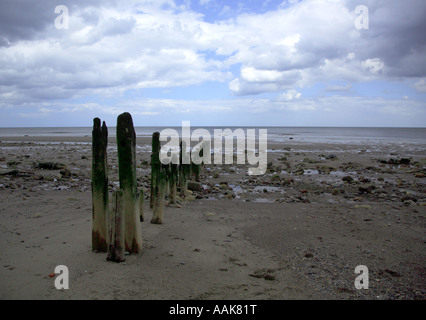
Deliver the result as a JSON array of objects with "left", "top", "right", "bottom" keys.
[{"left": 0, "top": 126, "right": 425, "bottom": 145}]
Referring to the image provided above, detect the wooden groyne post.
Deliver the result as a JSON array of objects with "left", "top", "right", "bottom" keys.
[
  {"left": 191, "top": 145, "right": 204, "bottom": 182},
  {"left": 117, "top": 112, "right": 142, "bottom": 254},
  {"left": 150, "top": 132, "right": 161, "bottom": 209},
  {"left": 179, "top": 141, "right": 190, "bottom": 197},
  {"left": 150, "top": 132, "right": 168, "bottom": 224},
  {"left": 107, "top": 190, "right": 125, "bottom": 262},
  {"left": 151, "top": 165, "right": 167, "bottom": 224},
  {"left": 92, "top": 118, "right": 108, "bottom": 252},
  {"left": 169, "top": 154, "right": 178, "bottom": 204}
]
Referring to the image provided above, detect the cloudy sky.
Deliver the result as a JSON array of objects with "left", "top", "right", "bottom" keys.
[{"left": 0, "top": 0, "right": 425, "bottom": 127}]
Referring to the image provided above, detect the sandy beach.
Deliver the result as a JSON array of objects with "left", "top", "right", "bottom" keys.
[{"left": 0, "top": 134, "right": 425, "bottom": 300}]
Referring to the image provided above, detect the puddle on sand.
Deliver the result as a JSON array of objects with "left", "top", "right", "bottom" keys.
[
  {"left": 229, "top": 184, "right": 244, "bottom": 199},
  {"left": 330, "top": 170, "right": 357, "bottom": 176},
  {"left": 303, "top": 169, "right": 319, "bottom": 175},
  {"left": 253, "top": 186, "right": 283, "bottom": 193}
]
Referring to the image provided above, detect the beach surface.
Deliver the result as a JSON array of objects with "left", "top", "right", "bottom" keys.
[{"left": 0, "top": 134, "right": 425, "bottom": 300}]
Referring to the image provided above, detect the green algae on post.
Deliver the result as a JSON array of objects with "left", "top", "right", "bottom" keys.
[
  {"left": 169, "top": 155, "right": 178, "bottom": 204},
  {"left": 138, "top": 189, "right": 144, "bottom": 222},
  {"left": 191, "top": 143, "right": 204, "bottom": 182},
  {"left": 91, "top": 118, "right": 108, "bottom": 252},
  {"left": 116, "top": 112, "right": 142, "bottom": 254},
  {"left": 150, "top": 132, "right": 161, "bottom": 209},
  {"left": 191, "top": 162, "right": 200, "bottom": 182},
  {"left": 179, "top": 141, "right": 190, "bottom": 197},
  {"left": 163, "top": 163, "right": 171, "bottom": 199},
  {"left": 151, "top": 166, "right": 167, "bottom": 224},
  {"left": 150, "top": 131, "right": 168, "bottom": 223}
]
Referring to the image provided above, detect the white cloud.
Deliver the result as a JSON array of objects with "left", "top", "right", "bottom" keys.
[
  {"left": 2, "top": 0, "right": 425, "bottom": 101},
  {"left": 362, "top": 58, "right": 385, "bottom": 74},
  {"left": 0, "top": 0, "right": 425, "bottom": 127},
  {"left": 414, "top": 79, "right": 426, "bottom": 93},
  {"left": 6, "top": 94, "right": 422, "bottom": 126},
  {"left": 279, "top": 89, "right": 301, "bottom": 101},
  {"left": 229, "top": 78, "right": 240, "bottom": 93},
  {"left": 0, "top": 3, "right": 235, "bottom": 104},
  {"left": 241, "top": 67, "right": 288, "bottom": 83}
]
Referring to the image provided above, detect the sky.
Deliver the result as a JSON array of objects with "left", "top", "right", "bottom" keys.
[{"left": 0, "top": 0, "right": 425, "bottom": 127}]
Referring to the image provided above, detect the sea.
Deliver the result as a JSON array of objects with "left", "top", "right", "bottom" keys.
[{"left": 0, "top": 126, "right": 424, "bottom": 145}]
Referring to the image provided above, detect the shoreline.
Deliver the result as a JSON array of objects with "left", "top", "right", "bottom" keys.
[{"left": 0, "top": 135, "right": 425, "bottom": 299}]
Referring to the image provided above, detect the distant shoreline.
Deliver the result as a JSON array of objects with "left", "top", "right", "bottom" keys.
[{"left": 1, "top": 126, "right": 425, "bottom": 146}]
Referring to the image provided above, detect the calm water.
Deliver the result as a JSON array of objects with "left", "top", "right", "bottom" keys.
[{"left": 0, "top": 126, "right": 425, "bottom": 145}]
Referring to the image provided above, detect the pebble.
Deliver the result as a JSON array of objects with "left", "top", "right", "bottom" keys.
[
  {"left": 342, "top": 176, "right": 354, "bottom": 183},
  {"left": 187, "top": 181, "right": 202, "bottom": 191},
  {"left": 359, "top": 184, "right": 376, "bottom": 194},
  {"left": 185, "top": 195, "right": 196, "bottom": 202}
]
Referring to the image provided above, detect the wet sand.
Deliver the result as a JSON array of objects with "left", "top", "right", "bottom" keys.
[{"left": 0, "top": 135, "right": 425, "bottom": 299}]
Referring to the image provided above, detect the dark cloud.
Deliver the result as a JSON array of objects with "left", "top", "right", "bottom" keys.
[
  {"left": 0, "top": 0, "right": 52, "bottom": 45},
  {"left": 0, "top": 0, "right": 116, "bottom": 46},
  {"left": 346, "top": 0, "right": 426, "bottom": 77}
]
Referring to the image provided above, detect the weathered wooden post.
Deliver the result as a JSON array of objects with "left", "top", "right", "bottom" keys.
[
  {"left": 117, "top": 112, "right": 142, "bottom": 254},
  {"left": 150, "top": 132, "right": 168, "bottom": 223},
  {"left": 151, "top": 166, "right": 167, "bottom": 224},
  {"left": 169, "top": 154, "right": 178, "bottom": 204},
  {"left": 150, "top": 132, "right": 161, "bottom": 209},
  {"left": 164, "top": 164, "right": 170, "bottom": 199},
  {"left": 107, "top": 190, "right": 125, "bottom": 262},
  {"left": 191, "top": 145, "right": 203, "bottom": 182},
  {"left": 191, "top": 163, "right": 200, "bottom": 182},
  {"left": 179, "top": 141, "right": 190, "bottom": 197},
  {"left": 92, "top": 118, "right": 108, "bottom": 252},
  {"left": 138, "top": 188, "right": 144, "bottom": 222}
]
